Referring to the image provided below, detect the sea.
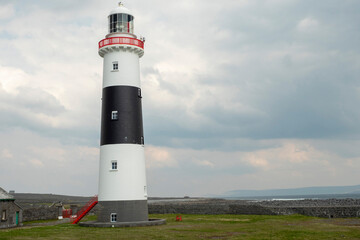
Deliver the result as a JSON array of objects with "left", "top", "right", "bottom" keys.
[{"left": 223, "top": 193, "right": 360, "bottom": 201}]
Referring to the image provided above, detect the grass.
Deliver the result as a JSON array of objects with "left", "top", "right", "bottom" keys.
[
  {"left": 0, "top": 214, "right": 360, "bottom": 239},
  {"left": 22, "top": 219, "right": 61, "bottom": 225}
]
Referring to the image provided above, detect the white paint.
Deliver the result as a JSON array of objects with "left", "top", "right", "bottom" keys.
[
  {"left": 98, "top": 144, "right": 147, "bottom": 201},
  {"left": 98, "top": 4, "right": 147, "bottom": 204},
  {"left": 109, "top": 3, "right": 132, "bottom": 16},
  {"left": 105, "top": 32, "right": 137, "bottom": 39},
  {"left": 99, "top": 45, "right": 144, "bottom": 58},
  {"left": 102, "top": 48, "right": 141, "bottom": 88}
]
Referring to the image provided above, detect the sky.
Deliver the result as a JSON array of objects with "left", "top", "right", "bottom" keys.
[{"left": 0, "top": 0, "right": 359, "bottom": 197}]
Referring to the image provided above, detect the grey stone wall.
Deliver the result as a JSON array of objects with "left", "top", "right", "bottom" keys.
[
  {"left": 148, "top": 199, "right": 271, "bottom": 215},
  {"left": 22, "top": 205, "right": 59, "bottom": 222},
  {"left": 259, "top": 199, "right": 360, "bottom": 218},
  {"left": 267, "top": 206, "right": 360, "bottom": 218},
  {"left": 97, "top": 200, "right": 148, "bottom": 222},
  {"left": 14, "top": 196, "right": 360, "bottom": 221},
  {"left": 148, "top": 199, "right": 360, "bottom": 218}
]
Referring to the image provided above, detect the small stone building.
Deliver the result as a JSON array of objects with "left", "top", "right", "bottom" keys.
[{"left": 0, "top": 187, "right": 23, "bottom": 228}]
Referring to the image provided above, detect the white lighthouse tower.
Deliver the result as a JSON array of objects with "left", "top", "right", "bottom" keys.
[{"left": 97, "top": 2, "right": 148, "bottom": 223}]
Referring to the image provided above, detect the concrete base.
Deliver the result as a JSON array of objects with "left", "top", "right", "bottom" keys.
[
  {"left": 79, "top": 218, "right": 166, "bottom": 228},
  {"left": 97, "top": 200, "right": 148, "bottom": 222}
]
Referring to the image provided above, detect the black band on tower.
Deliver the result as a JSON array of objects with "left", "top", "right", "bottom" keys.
[{"left": 100, "top": 86, "right": 144, "bottom": 146}]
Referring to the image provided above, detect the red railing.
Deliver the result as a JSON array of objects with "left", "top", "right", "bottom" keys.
[
  {"left": 99, "top": 37, "right": 144, "bottom": 49},
  {"left": 71, "top": 195, "right": 98, "bottom": 224}
]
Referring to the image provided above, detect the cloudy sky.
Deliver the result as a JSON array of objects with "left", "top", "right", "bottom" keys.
[{"left": 0, "top": 0, "right": 359, "bottom": 197}]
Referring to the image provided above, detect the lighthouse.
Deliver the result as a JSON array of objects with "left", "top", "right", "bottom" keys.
[{"left": 97, "top": 2, "right": 148, "bottom": 223}]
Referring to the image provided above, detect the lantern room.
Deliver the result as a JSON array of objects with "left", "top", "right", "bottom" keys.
[{"left": 108, "top": 2, "right": 134, "bottom": 34}]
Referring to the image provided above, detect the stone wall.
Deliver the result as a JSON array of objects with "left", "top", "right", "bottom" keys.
[
  {"left": 258, "top": 198, "right": 360, "bottom": 207},
  {"left": 259, "top": 199, "right": 360, "bottom": 218},
  {"left": 149, "top": 201, "right": 275, "bottom": 215},
  {"left": 15, "top": 197, "right": 360, "bottom": 221},
  {"left": 22, "top": 205, "right": 60, "bottom": 222},
  {"left": 267, "top": 206, "right": 360, "bottom": 218},
  {"left": 148, "top": 199, "right": 360, "bottom": 218},
  {"left": 148, "top": 199, "right": 272, "bottom": 215}
]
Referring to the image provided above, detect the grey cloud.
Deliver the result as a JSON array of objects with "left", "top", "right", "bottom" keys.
[
  {"left": 0, "top": 85, "right": 65, "bottom": 127},
  {"left": 0, "top": 129, "right": 98, "bottom": 195},
  {"left": 310, "top": 139, "right": 360, "bottom": 159},
  {"left": 144, "top": 56, "right": 360, "bottom": 147},
  {"left": 1, "top": 0, "right": 360, "bottom": 196},
  {"left": 12, "top": 87, "right": 66, "bottom": 114},
  {"left": 147, "top": 165, "right": 256, "bottom": 197},
  {"left": 140, "top": 0, "right": 360, "bottom": 150},
  {"left": 0, "top": 84, "right": 99, "bottom": 146}
]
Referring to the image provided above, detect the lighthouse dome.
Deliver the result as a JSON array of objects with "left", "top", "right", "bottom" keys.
[
  {"left": 109, "top": 2, "right": 133, "bottom": 16},
  {"left": 108, "top": 2, "right": 135, "bottom": 35}
]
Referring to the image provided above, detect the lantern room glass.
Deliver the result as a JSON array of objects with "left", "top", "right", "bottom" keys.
[{"left": 109, "top": 13, "right": 134, "bottom": 34}]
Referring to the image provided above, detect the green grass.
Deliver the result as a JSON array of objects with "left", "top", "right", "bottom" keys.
[
  {"left": 23, "top": 219, "right": 60, "bottom": 225},
  {"left": 1, "top": 214, "right": 360, "bottom": 239}
]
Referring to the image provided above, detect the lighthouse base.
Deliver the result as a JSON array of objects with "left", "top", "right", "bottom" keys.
[
  {"left": 97, "top": 200, "right": 148, "bottom": 222},
  {"left": 79, "top": 200, "right": 166, "bottom": 228}
]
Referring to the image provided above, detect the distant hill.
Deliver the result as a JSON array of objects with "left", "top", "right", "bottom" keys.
[
  {"left": 12, "top": 193, "right": 92, "bottom": 208},
  {"left": 222, "top": 185, "right": 360, "bottom": 198},
  {"left": 13, "top": 193, "right": 92, "bottom": 202}
]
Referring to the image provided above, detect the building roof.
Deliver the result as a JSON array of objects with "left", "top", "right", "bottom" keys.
[{"left": 0, "top": 187, "right": 14, "bottom": 200}]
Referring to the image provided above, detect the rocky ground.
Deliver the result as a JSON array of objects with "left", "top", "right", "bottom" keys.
[{"left": 148, "top": 198, "right": 360, "bottom": 218}]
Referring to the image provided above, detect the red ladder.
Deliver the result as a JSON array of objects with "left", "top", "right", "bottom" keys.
[{"left": 71, "top": 195, "right": 98, "bottom": 224}]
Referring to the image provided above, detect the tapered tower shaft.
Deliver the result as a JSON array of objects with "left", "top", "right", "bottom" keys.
[{"left": 97, "top": 3, "right": 148, "bottom": 223}]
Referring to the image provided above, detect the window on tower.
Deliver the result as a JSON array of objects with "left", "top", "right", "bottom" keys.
[
  {"left": 112, "top": 61, "right": 118, "bottom": 71},
  {"left": 111, "top": 161, "right": 117, "bottom": 170},
  {"left": 144, "top": 186, "right": 147, "bottom": 197},
  {"left": 110, "top": 213, "right": 117, "bottom": 222},
  {"left": 111, "top": 111, "right": 118, "bottom": 120}
]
